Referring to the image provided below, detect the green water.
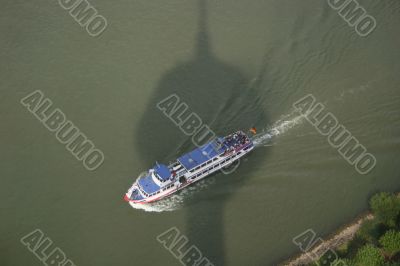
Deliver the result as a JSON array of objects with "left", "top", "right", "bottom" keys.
[{"left": 1, "top": 0, "right": 400, "bottom": 265}]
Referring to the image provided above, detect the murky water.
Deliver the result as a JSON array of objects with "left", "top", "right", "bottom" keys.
[{"left": 1, "top": 0, "right": 400, "bottom": 265}]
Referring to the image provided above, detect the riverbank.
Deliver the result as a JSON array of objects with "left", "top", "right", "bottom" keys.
[
  {"left": 280, "top": 192, "right": 400, "bottom": 266},
  {"left": 279, "top": 193, "right": 400, "bottom": 266}
]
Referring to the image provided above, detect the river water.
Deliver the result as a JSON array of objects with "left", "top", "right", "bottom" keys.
[{"left": 1, "top": 0, "right": 400, "bottom": 265}]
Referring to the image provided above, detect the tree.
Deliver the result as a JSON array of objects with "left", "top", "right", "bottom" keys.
[
  {"left": 370, "top": 193, "right": 400, "bottom": 227},
  {"left": 357, "top": 219, "right": 382, "bottom": 244},
  {"left": 384, "top": 263, "right": 400, "bottom": 266},
  {"left": 379, "top": 230, "right": 400, "bottom": 257},
  {"left": 354, "top": 244, "right": 385, "bottom": 266}
]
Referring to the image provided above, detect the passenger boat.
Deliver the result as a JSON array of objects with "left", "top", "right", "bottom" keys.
[{"left": 124, "top": 131, "right": 254, "bottom": 204}]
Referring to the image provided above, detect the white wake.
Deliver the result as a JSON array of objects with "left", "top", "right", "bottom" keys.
[{"left": 252, "top": 110, "right": 308, "bottom": 147}]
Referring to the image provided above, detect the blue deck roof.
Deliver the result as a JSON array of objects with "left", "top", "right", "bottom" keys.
[
  {"left": 154, "top": 164, "right": 171, "bottom": 181},
  {"left": 138, "top": 174, "right": 160, "bottom": 194},
  {"left": 178, "top": 138, "right": 225, "bottom": 170}
]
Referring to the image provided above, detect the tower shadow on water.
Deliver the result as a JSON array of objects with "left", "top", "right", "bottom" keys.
[{"left": 135, "top": 0, "right": 269, "bottom": 264}]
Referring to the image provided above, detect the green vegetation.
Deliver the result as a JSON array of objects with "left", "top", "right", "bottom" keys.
[
  {"left": 353, "top": 244, "right": 385, "bottom": 266},
  {"left": 313, "top": 192, "right": 400, "bottom": 266},
  {"left": 371, "top": 193, "right": 400, "bottom": 227},
  {"left": 380, "top": 230, "right": 400, "bottom": 257}
]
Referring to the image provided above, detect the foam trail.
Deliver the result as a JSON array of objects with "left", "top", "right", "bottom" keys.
[
  {"left": 129, "top": 195, "right": 183, "bottom": 212},
  {"left": 252, "top": 110, "right": 308, "bottom": 147}
]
